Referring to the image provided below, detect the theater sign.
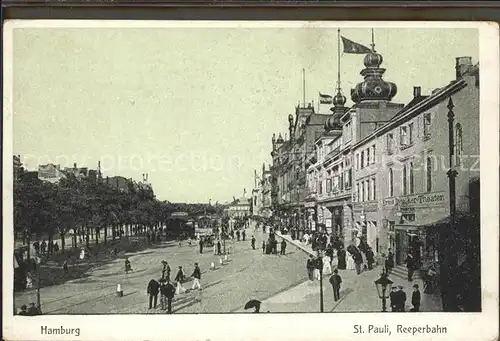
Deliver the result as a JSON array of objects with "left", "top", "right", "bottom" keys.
[{"left": 396, "top": 191, "right": 447, "bottom": 209}]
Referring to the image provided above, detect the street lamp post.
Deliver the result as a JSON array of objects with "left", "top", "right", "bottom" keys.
[
  {"left": 374, "top": 268, "right": 393, "bottom": 312},
  {"left": 319, "top": 263, "right": 324, "bottom": 313}
]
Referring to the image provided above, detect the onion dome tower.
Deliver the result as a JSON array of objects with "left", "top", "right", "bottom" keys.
[
  {"left": 325, "top": 29, "right": 348, "bottom": 132},
  {"left": 350, "top": 31, "right": 397, "bottom": 104}
]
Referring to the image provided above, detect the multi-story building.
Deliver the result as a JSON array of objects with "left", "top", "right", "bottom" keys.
[
  {"left": 252, "top": 164, "right": 273, "bottom": 218},
  {"left": 270, "top": 103, "right": 330, "bottom": 232},
  {"left": 13, "top": 155, "right": 23, "bottom": 181},
  {"left": 304, "top": 47, "right": 479, "bottom": 277},
  {"left": 38, "top": 163, "right": 66, "bottom": 183},
  {"left": 63, "top": 163, "right": 89, "bottom": 179}
]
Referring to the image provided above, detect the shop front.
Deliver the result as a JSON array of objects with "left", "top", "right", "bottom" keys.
[
  {"left": 352, "top": 202, "right": 380, "bottom": 250},
  {"left": 390, "top": 191, "right": 448, "bottom": 267}
]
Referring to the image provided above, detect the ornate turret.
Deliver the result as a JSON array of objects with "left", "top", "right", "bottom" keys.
[
  {"left": 277, "top": 133, "right": 284, "bottom": 144},
  {"left": 324, "top": 89, "right": 346, "bottom": 131},
  {"left": 350, "top": 46, "right": 397, "bottom": 104}
]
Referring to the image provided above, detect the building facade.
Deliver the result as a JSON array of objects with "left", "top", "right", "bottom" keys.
[
  {"left": 38, "top": 164, "right": 66, "bottom": 183},
  {"left": 271, "top": 103, "right": 330, "bottom": 232},
  {"left": 303, "top": 49, "right": 479, "bottom": 271},
  {"left": 13, "top": 155, "right": 23, "bottom": 181}
]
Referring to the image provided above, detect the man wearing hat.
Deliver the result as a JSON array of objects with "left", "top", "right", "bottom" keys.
[
  {"left": 190, "top": 263, "right": 202, "bottom": 290},
  {"left": 389, "top": 286, "right": 399, "bottom": 312},
  {"left": 411, "top": 284, "right": 421, "bottom": 312},
  {"left": 160, "top": 279, "right": 176, "bottom": 313},
  {"left": 18, "top": 305, "right": 28, "bottom": 315},
  {"left": 396, "top": 285, "right": 407, "bottom": 312}
]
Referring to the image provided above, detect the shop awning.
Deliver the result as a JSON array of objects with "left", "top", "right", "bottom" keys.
[{"left": 395, "top": 212, "right": 471, "bottom": 230}]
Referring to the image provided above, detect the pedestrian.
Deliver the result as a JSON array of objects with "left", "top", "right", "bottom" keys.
[
  {"left": 213, "top": 240, "right": 217, "bottom": 255},
  {"left": 53, "top": 241, "right": 59, "bottom": 254},
  {"left": 236, "top": 230, "right": 241, "bottom": 241},
  {"left": 63, "top": 259, "right": 69, "bottom": 275},
  {"left": 18, "top": 305, "right": 28, "bottom": 316},
  {"left": 217, "top": 240, "right": 222, "bottom": 255},
  {"left": 199, "top": 238, "right": 204, "bottom": 254},
  {"left": 191, "top": 263, "right": 202, "bottom": 290},
  {"left": 306, "top": 255, "right": 315, "bottom": 281},
  {"left": 41, "top": 240, "right": 47, "bottom": 255},
  {"left": 147, "top": 278, "right": 160, "bottom": 309},
  {"left": 125, "top": 257, "right": 133, "bottom": 274},
  {"left": 322, "top": 254, "right": 332, "bottom": 275},
  {"left": 242, "top": 230, "right": 246, "bottom": 241},
  {"left": 280, "top": 240, "right": 287, "bottom": 255},
  {"left": 367, "top": 247, "right": 375, "bottom": 270},
  {"left": 262, "top": 240, "right": 266, "bottom": 254},
  {"left": 329, "top": 269, "right": 342, "bottom": 301},
  {"left": 389, "top": 286, "right": 398, "bottom": 312},
  {"left": 175, "top": 266, "right": 187, "bottom": 295},
  {"left": 337, "top": 246, "right": 346, "bottom": 270},
  {"left": 161, "top": 261, "right": 171, "bottom": 281},
  {"left": 251, "top": 236, "right": 256, "bottom": 250},
  {"left": 405, "top": 253, "right": 415, "bottom": 281},
  {"left": 354, "top": 251, "right": 363, "bottom": 275},
  {"left": 187, "top": 237, "right": 192, "bottom": 247},
  {"left": 162, "top": 279, "right": 176, "bottom": 313},
  {"left": 26, "top": 302, "right": 39, "bottom": 316},
  {"left": 385, "top": 248, "right": 394, "bottom": 274},
  {"left": 314, "top": 256, "right": 322, "bottom": 280},
  {"left": 397, "top": 285, "right": 407, "bottom": 312},
  {"left": 411, "top": 284, "right": 421, "bottom": 312}
]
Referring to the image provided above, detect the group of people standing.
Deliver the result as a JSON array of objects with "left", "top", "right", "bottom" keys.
[
  {"left": 390, "top": 283, "right": 421, "bottom": 312},
  {"left": 145, "top": 261, "right": 203, "bottom": 313}
]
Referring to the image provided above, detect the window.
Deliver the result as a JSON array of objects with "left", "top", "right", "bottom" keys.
[
  {"left": 326, "top": 179, "right": 332, "bottom": 193},
  {"left": 346, "top": 169, "right": 352, "bottom": 188},
  {"left": 319, "top": 180, "right": 323, "bottom": 195},
  {"left": 361, "top": 151, "right": 365, "bottom": 168},
  {"left": 426, "top": 157, "right": 432, "bottom": 192},
  {"left": 409, "top": 123, "right": 414, "bottom": 144},
  {"left": 409, "top": 162, "right": 414, "bottom": 194},
  {"left": 400, "top": 126, "right": 409, "bottom": 146},
  {"left": 402, "top": 165, "right": 407, "bottom": 195},
  {"left": 356, "top": 153, "right": 360, "bottom": 170},
  {"left": 387, "top": 133, "right": 394, "bottom": 154},
  {"left": 366, "top": 180, "right": 370, "bottom": 201},
  {"left": 373, "top": 178, "right": 376, "bottom": 200},
  {"left": 366, "top": 148, "right": 370, "bottom": 165},
  {"left": 389, "top": 168, "right": 394, "bottom": 197},
  {"left": 355, "top": 183, "right": 359, "bottom": 202},
  {"left": 372, "top": 145, "right": 376, "bottom": 164},
  {"left": 424, "top": 113, "right": 432, "bottom": 138},
  {"left": 455, "top": 123, "right": 463, "bottom": 166},
  {"left": 360, "top": 182, "right": 364, "bottom": 202}
]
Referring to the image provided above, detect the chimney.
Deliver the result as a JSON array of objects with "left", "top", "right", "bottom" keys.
[
  {"left": 73, "top": 162, "right": 77, "bottom": 169},
  {"left": 413, "top": 86, "right": 421, "bottom": 98},
  {"left": 456, "top": 56, "right": 473, "bottom": 79}
]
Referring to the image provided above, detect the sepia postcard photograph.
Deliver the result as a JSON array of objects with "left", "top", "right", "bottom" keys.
[{"left": 2, "top": 20, "right": 499, "bottom": 341}]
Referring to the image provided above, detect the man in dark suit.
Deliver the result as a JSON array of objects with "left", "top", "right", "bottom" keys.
[
  {"left": 306, "top": 255, "right": 315, "bottom": 281},
  {"left": 389, "top": 286, "right": 398, "bottom": 312},
  {"left": 329, "top": 269, "right": 342, "bottom": 301},
  {"left": 280, "top": 240, "right": 287, "bottom": 255},
  {"left": 396, "top": 285, "right": 407, "bottom": 312},
  {"left": 160, "top": 280, "right": 176, "bottom": 313},
  {"left": 411, "top": 284, "right": 421, "bottom": 312},
  {"left": 147, "top": 278, "right": 160, "bottom": 309}
]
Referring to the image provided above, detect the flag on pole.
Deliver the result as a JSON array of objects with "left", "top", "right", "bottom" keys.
[
  {"left": 341, "top": 36, "right": 372, "bottom": 54},
  {"left": 319, "top": 93, "right": 333, "bottom": 104}
]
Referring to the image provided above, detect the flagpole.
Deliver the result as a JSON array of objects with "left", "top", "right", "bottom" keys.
[
  {"left": 337, "top": 28, "right": 341, "bottom": 91},
  {"left": 302, "top": 68, "right": 306, "bottom": 107},
  {"left": 371, "top": 28, "right": 375, "bottom": 52}
]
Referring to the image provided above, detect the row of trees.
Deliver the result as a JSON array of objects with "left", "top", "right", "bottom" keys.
[{"left": 14, "top": 172, "right": 223, "bottom": 259}]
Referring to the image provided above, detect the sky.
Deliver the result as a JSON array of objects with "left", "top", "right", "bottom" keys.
[{"left": 11, "top": 24, "right": 479, "bottom": 203}]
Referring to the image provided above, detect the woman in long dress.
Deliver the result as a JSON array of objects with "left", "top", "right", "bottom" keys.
[
  {"left": 347, "top": 252, "right": 356, "bottom": 270},
  {"left": 322, "top": 255, "right": 332, "bottom": 275},
  {"left": 175, "top": 266, "right": 187, "bottom": 294},
  {"left": 331, "top": 248, "right": 338, "bottom": 269}
]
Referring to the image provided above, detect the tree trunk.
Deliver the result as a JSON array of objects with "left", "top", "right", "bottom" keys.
[
  {"left": 60, "top": 232, "right": 65, "bottom": 252},
  {"left": 95, "top": 227, "right": 99, "bottom": 245},
  {"left": 104, "top": 224, "right": 107, "bottom": 244},
  {"left": 85, "top": 226, "right": 90, "bottom": 248},
  {"left": 48, "top": 232, "right": 54, "bottom": 256},
  {"left": 27, "top": 235, "right": 31, "bottom": 260}
]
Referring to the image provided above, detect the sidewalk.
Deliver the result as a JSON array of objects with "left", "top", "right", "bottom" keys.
[{"left": 238, "top": 266, "right": 442, "bottom": 313}]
